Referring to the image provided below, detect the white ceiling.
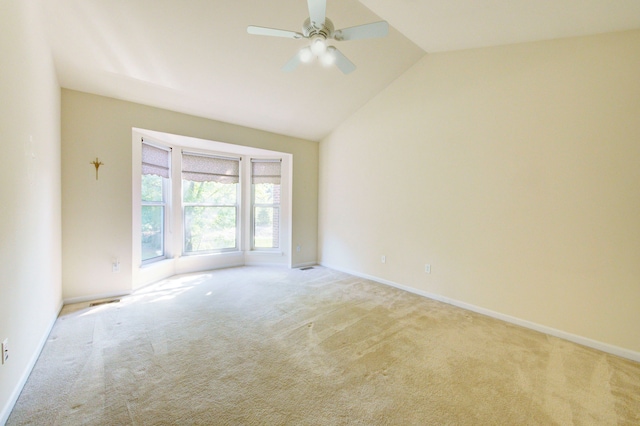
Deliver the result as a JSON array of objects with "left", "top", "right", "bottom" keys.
[{"left": 38, "top": 0, "right": 640, "bottom": 142}]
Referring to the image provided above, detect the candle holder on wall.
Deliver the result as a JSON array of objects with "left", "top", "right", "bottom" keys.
[{"left": 90, "top": 158, "right": 104, "bottom": 180}]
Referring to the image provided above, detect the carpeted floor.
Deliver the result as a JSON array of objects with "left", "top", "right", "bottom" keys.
[{"left": 7, "top": 266, "right": 640, "bottom": 425}]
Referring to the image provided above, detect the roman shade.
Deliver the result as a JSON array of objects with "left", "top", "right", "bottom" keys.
[
  {"left": 182, "top": 152, "right": 240, "bottom": 184},
  {"left": 142, "top": 142, "right": 170, "bottom": 178},
  {"left": 251, "top": 159, "right": 281, "bottom": 185}
]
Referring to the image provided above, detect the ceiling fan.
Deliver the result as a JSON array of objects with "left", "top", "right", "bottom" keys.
[{"left": 247, "top": 0, "right": 389, "bottom": 74}]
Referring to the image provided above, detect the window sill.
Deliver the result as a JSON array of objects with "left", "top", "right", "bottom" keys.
[
  {"left": 181, "top": 250, "right": 243, "bottom": 258},
  {"left": 140, "top": 257, "right": 172, "bottom": 269},
  {"left": 246, "top": 250, "right": 284, "bottom": 256}
]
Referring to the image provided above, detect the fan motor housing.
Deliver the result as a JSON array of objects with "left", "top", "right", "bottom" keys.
[{"left": 303, "top": 17, "right": 334, "bottom": 39}]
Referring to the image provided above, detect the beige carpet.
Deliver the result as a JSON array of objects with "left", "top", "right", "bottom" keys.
[{"left": 7, "top": 266, "right": 640, "bottom": 425}]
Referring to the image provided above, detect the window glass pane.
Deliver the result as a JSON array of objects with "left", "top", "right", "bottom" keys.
[
  {"left": 254, "top": 206, "right": 279, "bottom": 249},
  {"left": 142, "top": 174, "right": 164, "bottom": 202},
  {"left": 142, "top": 206, "right": 164, "bottom": 260},
  {"left": 254, "top": 182, "right": 280, "bottom": 204},
  {"left": 182, "top": 180, "right": 237, "bottom": 205},
  {"left": 184, "top": 206, "right": 237, "bottom": 252}
]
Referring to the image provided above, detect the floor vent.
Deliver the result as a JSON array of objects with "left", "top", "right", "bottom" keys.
[
  {"left": 89, "top": 299, "right": 120, "bottom": 307},
  {"left": 300, "top": 266, "right": 314, "bottom": 271}
]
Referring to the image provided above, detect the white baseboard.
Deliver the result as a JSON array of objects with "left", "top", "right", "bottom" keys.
[
  {"left": 291, "top": 261, "right": 317, "bottom": 269},
  {"left": 63, "top": 290, "right": 131, "bottom": 306},
  {"left": 320, "top": 262, "right": 640, "bottom": 363},
  {"left": 0, "top": 301, "right": 64, "bottom": 426},
  {"left": 244, "top": 261, "right": 288, "bottom": 268}
]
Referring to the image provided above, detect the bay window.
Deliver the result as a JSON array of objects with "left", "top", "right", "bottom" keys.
[{"left": 135, "top": 129, "right": 292, "bottom": 280}]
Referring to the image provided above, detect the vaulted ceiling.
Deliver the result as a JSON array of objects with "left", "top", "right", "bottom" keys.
[{"left": 37, "top": 0, "right": 640, "bottom": 141}]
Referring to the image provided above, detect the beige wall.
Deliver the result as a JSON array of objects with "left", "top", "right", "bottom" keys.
[
  {"left": 319, "top": 30, "right": 640, "bottom": 354},
  {"left": 62, "top": 90, "right": 318, "bottom": 300},
  {"left": 0, "top": 0, "right": 62, "bottom": 421}
]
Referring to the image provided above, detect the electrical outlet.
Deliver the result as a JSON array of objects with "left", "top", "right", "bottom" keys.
[
  {"left": 112, "top": 258, "right": 120, "bottom": 273},
  {"left": 381, "top": 255, "right": 386, "bottom": 264},
  {"left": 296, "top": 245, "right": 301, "bottom": 253},
  {"left": 425, "top": 264, "right": 431, "bottom": 274},
  {"left": 2, "top": 339, "right": 8, "bottom": 364}
]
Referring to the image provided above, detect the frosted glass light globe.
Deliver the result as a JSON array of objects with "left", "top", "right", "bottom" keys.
[
  {"left": 299, "top": 47, "right": 313, "bottom": 63},
  {"left": 320, "top": 48, "right": 336, "bottom": 67},
  {"left": 310, "top": 38, "right": 327, "bottom": 56}
]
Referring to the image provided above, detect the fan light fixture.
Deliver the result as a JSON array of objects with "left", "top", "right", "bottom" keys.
[
  {"left": 299, "top": 37, "right": 336, "bottom": 67},
  {"left": 247, "top": 0, "right": 389, "bottom": 74}
]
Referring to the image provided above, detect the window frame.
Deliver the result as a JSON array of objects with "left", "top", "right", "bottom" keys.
[
  {"left": 140, "top": 141, "right": 171, "bottom": 265},
  {"left": 250, "top": 158, "right": 282, "bottom": 251},
  {"left": 181, "top": 151, "right": 242, "bottom": 255}
]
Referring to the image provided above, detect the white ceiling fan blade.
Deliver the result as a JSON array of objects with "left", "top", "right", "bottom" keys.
[
  {"left": 334, "top": 21, "right": 389, "bottom": 41},
  {"left": 282, "top": 52, "right": 303, "bottom": 72},
  {"left": 307, "top": 0, "right": 326, "bottom": 27},
  {"left": 331, "top": 47, "right": 356, "bottom": 74},
  {"left": 247, "top": 26, "right": 303, "bottom": 39}
]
